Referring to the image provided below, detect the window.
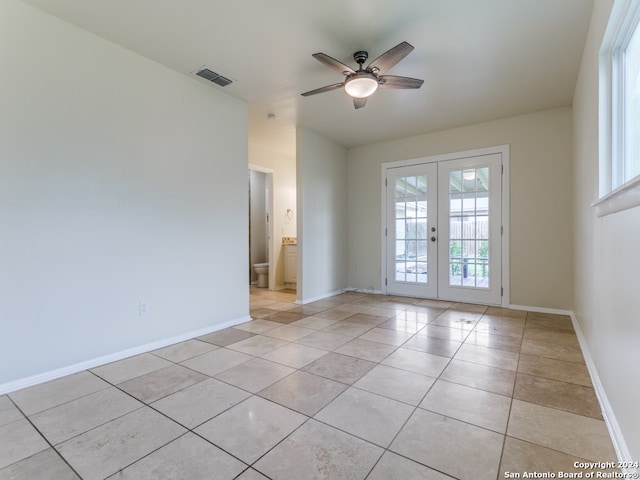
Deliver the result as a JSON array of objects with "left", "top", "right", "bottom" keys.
[
  {"left": 613, "top": 2, "right": 640, "bottom": 186},
  {"left": 599, "top": 0, "right": 640, "bottom": 213}
]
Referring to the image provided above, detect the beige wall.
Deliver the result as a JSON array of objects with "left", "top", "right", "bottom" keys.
[
  {"left": 347, "top": 107, "right": 574, "bottom": 309},
  {"left": 248, "top": 137, "right": 297, "bottom": 290},
  {"left": 573, "top": 0, "right": 640, "bottom": 460}
]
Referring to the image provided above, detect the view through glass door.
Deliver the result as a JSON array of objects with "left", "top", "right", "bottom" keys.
[
  {"left": 385, "top": 152, "right": 503, "bottom": 305},
  {"left": 386, "top": 163, "right": 438, "bottom": 298}
]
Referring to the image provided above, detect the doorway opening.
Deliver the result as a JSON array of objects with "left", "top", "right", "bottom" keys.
[
  {"left": 249, "top": 167, "right": 274, "bottom": 290},
  {"left": 382, "top": 146, "right": 510, "bottom": 306}
]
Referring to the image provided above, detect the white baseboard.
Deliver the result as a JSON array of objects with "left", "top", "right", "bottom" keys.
[
  {"left": 333, "top": 292, "right": 633, "bottom": 467},
  {"left": 508, "top": 303, "right": 574, "bottom": 316},
  {"left": 343, "top": 287, "right": 385, "bottom": 295},
  {"left": 295, "top": 289, "right": 346, "bottom": 305},
  {"left": 0, "top": 314, "right": 252, "bottom": 396},
  {"left": 568, "top": 313, "right": 636, "bottom": 473}
]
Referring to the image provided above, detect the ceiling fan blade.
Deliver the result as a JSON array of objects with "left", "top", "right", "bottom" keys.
[
  {"left": 353, "top": 97, "right": 367, "bottom": 109},
  {"left": 301, "top": 82, "right": 344, "bottom": 97},
  {"left": 312, "top": 53, "right": 356, "bottom": 75},
  {"left": 367, "top": 41, "right": 414, "bottom": 74},
  {"left": 378, "top": 75, "right": 424, "bottom": 89}
]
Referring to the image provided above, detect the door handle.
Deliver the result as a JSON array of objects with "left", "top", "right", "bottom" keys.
[{"left": 431, "top": 236, "right": 437, "bottom": 242}]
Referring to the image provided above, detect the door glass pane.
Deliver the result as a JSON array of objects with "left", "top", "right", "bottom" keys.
[
  {"left": 417, "top": 239, "right": 427, "bottom": 282},
  {"left": 417, "top": 240, "right": 427, "bottom": 262},
  {"left": 463, "top": 240, "right": 476, "bottom": 259},
  {"left": 462, "top": 169, "right": 476, "bottom": 192},
  {"left": 395, "top": 262, "right": 405, "bottom": 282},
  {"left": 450, "top": 194, "right": 461, "bottom": 215},
  {"left": 476, "top": 215, "right": 489, "bottom": 239},
  {"left": 406, "top": 220, "right": 417, "bottom": 239},
  {"left": 395, "top": 238, "right": 406, "bottom": 281},
  {"left": 407, "top": 202, "right": 418, "bottom": 218},
  {"left": 449, "top": 171, "right": 462, "bottom": 193},
  {"left": 462, "top": 194, "right": 476, "bottom": 213},
  {"left": 417, "top": 218, "right": 427, "bottom": 239},
  {"left": 448, "top": 167, "right": 490, "bottom": 289},
  {"left": 406, "top": 175, "right": 417, "bottom": 193},
  {"left": 462, "top": 216, "right": 474, "bottom": 239},
  {"left": 449, "top": 262, "right": 462, "bottom": 286},
  {"left": 394, "top": 174, "right": 430, "bottom": 284},
  {"left": 450, "top": 217, "right": 461, "bottom": 239},
  {"left": 416, "top": 175, "right": 428, "bottom": 195},
  {"left": 477, "top": 167, "right": 489, "bottom": 190}
]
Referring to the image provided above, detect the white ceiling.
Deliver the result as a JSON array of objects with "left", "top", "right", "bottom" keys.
[{"left": 22, "top": 0, "right": 594, "bottom": 150}]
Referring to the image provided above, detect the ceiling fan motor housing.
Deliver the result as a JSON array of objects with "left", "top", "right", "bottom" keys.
[{"left": 353, "top": 51, "right": 369, "bottom": 66}]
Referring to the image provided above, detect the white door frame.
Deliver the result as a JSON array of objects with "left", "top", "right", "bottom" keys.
[{"left": 381, "top": 145, "right": 510, "bottom": 306}]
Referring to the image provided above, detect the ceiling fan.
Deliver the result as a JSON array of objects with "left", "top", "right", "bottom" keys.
[{"left": 301, "top": 41, "right": 424, "bottom": 109}]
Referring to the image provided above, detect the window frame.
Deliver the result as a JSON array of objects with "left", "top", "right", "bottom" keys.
[{"left": 597, "top": 0, "right": 640, "bottom": 216}]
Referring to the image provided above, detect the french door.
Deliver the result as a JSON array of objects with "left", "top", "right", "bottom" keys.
[{"left": 385, "top": 153, "right": 503, "bottom": 305}]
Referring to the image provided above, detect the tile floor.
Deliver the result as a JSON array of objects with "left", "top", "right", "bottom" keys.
[{"left": 0, "top": 288, "right": 619, "bottom": 480}]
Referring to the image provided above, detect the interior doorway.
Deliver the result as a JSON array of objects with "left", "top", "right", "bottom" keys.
[
  {"left": 382, "top": 146, "right": 509, "bottom": 305},
  {"left": 249, "top": 166, "right": 274, "bottom": 290}
]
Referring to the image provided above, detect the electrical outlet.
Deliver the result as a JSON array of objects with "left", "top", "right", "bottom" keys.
[{"left": 139, "top": 301, "right": 149, "bottom": 316}]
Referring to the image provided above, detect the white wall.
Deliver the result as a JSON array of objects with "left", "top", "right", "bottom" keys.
[
  {"left": 296, "top": 128, "right": 348, "bottom": 302},
  {"left": 0, "top": 1, "right": 249, "bottom": 386},
  {"left": 347, "top": 108, "right": 574, "bottom": 309},
  {"left": 573, "top": 0, "right": 640, "bottom": 460},
  {"left": 248, "top": 140, "right": 297, "bottom": 290}
]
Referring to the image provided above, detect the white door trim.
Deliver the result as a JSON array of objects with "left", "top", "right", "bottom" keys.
[{"left": 381, "top": 145, "right": 510, "bottom": 306}]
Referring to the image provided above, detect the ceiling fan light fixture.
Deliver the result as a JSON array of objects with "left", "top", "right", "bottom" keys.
[
  {"left": 344, "top": 73, "right": 379, "bottom": 98},
  {"left": 301, "top": 42, "right": 421, "bottom": 109}
]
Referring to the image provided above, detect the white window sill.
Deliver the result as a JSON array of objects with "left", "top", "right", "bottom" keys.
[{"left": 592, "top": 175, "right": 640, "bottom": 216}]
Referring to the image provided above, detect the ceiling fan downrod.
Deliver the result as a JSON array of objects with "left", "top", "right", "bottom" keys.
[{"left": 353, "top": 51, "right": 369, "bottom": 69}]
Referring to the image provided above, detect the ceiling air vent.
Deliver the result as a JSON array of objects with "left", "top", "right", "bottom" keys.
[{"left": 193, "top": 67, "right": 232, "bottom": 87}]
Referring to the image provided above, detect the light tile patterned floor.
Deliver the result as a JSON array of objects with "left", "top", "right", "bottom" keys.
[{"left": 0, "top": 288, "right": 618, "bottom": 479}]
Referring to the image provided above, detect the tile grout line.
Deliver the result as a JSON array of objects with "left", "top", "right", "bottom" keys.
[
  {"left": 3, "top": 394, "right": 86, "bottom": 480},
  {"left": 231, "top": 295, "right": 449, "bottom": 478},
  {"left": 2, "top": 291, "right": 609, "bottom": 479},
  {"left": 366, "top": 303, "right": 491, "bottom": 479},
  {"left": 91, "top": 353, "right": 266, "bottom": 477},
  {"left": 493, "top": 310, "right": 527, "bottom": 480}
]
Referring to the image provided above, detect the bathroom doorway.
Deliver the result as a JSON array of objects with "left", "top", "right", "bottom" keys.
[{"left": 249, "top": 166, "right": 274, "bottom": 290}]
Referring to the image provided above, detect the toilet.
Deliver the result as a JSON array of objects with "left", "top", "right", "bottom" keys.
[{"left": 253, "top": 263, "right": 269, "bottom": 288}]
